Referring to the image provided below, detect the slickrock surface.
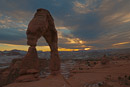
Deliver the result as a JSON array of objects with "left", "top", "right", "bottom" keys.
[{"left": 4, "top": 74, "right": 71, "bottom": 87}]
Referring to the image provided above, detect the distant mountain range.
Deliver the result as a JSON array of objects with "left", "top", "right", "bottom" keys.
[
  {"left": 0, "top": 48, "right": 130, "bottom": 68},
  {"left": 0, "top": 48, "right": 130, "bottom": 59}
]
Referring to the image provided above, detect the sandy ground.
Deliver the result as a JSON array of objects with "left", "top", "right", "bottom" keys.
[
  {"left": 68, "top": 60, "right": 130, "bottom": 87},
  {"left": 4, "top": 59, "right": 130, "bottom": 87}
]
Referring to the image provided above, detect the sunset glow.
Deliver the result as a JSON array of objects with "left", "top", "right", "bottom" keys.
[
  {"left": 113, "top": 42, "right": 130, "bottom": 46},
  {"left": 0, "top": 43, "right": 80, "bottom": 51},
  {"left": 84, "top": 48, "right": 91, "bottom": 51},
  {"left": 0, "top": 0, "right": 130, "bottom": 51}
]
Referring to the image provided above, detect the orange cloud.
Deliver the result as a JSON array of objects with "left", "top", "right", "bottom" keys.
[
  {"left": 66, "top": 38, "right": 86, "bottom": 44},
  {"left": 113, "top": 42, "right": 130, "bottom": 46},
  {"left": 56, "top": 26, "right": 68, "bottom": 30},
  {"left": 0, "top": 43, "right": 50, "bottom": 51},
  {"left": 58, "top": 48, "right": 79, "bottom": 51},
  {"left": 84, "top": 48, "right": 91, "bottom": 50}
]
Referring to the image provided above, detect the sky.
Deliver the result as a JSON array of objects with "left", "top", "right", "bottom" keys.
[{"left": 0, "top": 0, "right": 130, "bottom": 51}]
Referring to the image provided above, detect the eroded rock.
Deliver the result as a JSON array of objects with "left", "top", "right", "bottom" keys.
[
  {"left": 26, "top": 8, "right": 60, "bottom": 75},
  {"left": 15, "top": 74, "right": 39, "bottom": 82},
  {"left": 21, "top": 47, "right": 39, "bottom": 70}
]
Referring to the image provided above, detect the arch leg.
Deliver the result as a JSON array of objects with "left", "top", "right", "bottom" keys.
[{"left": 43, "top": 30, "right": 60, "bottom": 75}]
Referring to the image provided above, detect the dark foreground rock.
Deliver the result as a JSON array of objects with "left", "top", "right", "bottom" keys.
[{"left": 0, "top": 58, "right": 48, "bottom": 87}]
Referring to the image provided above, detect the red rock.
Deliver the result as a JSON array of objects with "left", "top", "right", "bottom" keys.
[
  {"left": 10, "top": 60, "right": 22, "bottom": 69},
  {"left": 0, "top": 59, "right": 48, "bottom": 87},
  {"left": 26, "top": 8, "right": 61, "bottom": 75},
  {"left": 0, "top": 8, "right": 61, "bottom": 87},
  {"left": 101, "top": 55, "right": 109, "bottom": 65},
  {"left": 15, "top": 75, "right": 39, "bottom": 82},
  {"left": 21, "top": 47, "right": 40, "bottom": 70},
  {"left": 19, "top": 69, "right": 27, "bottom": 75},
  {"left": 27, "top": 69, "right": 39, "bottom": 74}
]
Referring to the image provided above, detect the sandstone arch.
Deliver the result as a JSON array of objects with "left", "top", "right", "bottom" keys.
[{"left": 26, "top": 8, "right": 60, "bottom": 75}]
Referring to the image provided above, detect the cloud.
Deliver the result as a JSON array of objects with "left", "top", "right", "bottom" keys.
[
  {"left": 113, "top": 42, "right": 130, "bottom": 46},
  {"left": 0, "top": 13, "right": 28, "bottom": 44},
  {"left": 73, "top": 0, "right": 102, "bottom": 14},
  {"left": 68, "top": 0, "right": 130, "bottom": 49},
  {"left": 0, "top": 0, "right": 130, "bottom": 50}
]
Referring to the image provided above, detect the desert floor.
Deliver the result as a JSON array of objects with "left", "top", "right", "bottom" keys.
[{"left": 4, "top": 59, "right": 130, "bottom": 87}]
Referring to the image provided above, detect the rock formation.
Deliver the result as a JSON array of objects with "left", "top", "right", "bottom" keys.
[
  {"left": 0, "top": 8, "right": 61, "bottom": 87},
  {"left": 0, "top": 59, "right": 22, "bottom": 87},
  {"left": 101, "top": 55, "right": 109, "bottom": 65},
  {"left": 21, "top": 47, "right": 39, "bottom": 71},
  {"left": 0, "top": 58, "right": 48, "bottom": 86},
  {"left": 26, "top": 8, "right": 60, "bottom": 75}
]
